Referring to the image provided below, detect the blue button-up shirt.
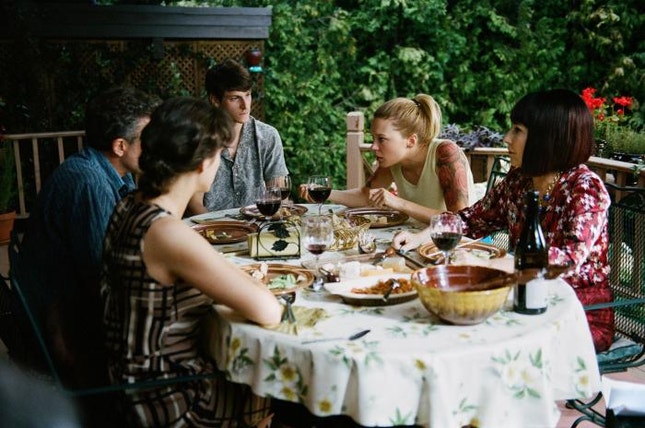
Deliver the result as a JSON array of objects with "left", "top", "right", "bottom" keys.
[{"left": 17, "top": 147, "right": 135, "bottom": 304}]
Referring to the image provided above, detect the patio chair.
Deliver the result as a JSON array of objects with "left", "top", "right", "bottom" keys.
[
  {"left": 484, "top": 155, "right": 511, "bottom": 252},
  {"left": 7, "top": 230, "right": 218, "bottom": 425},
  {"left": 566, "top": 183, "right": 645, "bottom": 427}
]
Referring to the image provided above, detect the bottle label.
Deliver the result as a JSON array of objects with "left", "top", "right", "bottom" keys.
[{"left": 524, "top": 279, "right": 548, "bottom": 309}]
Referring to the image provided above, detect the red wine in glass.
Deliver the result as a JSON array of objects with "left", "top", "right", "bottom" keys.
[
  {"left": 306, "top": 243, "right": 327, "bottom": 255},
  {"left": 256, "top": 200, "right": 281, "bottom": 217},
  {"left": 278, "top": 187, "right": 292, "bottom": 200},
  {"left": 307, "top": 175, "right": 332, "bottom": 215},
  {"left": 255, "top": 187, "right": 282, "bottom": 221},
  {"left": 429, "top": 213, "right": 463, "bottom": 264},
  {"left": 302, "top": 216, "right": 334, "bottom": 289},
  {"left": 431, "top": 232, "right": 462, "bottom": 252},
  {"left": 309, "top": 187, "right": 331, "bottom": 203}
]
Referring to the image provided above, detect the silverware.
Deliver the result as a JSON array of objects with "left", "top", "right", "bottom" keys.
[
  {"left": 301, "top": 329, "right": 371, "bottom": 345},
  {"left": 422, "top": 237, "right": 485, "bottom": 261},
  {"left": 382, "top": 278, "right": 400, "bottom": 302},
  {"left": 395, "top": 249, "right": 426, "bottom": 268},
  {"left": 279, "top": 293, "right": 297, "bottom": 324}
]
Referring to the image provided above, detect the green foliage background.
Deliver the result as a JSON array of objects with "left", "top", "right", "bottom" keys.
[{"left": 2, "top": 0, "right": 644, "bottom": 190}]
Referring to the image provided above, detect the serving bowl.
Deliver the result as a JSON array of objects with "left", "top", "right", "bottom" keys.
[{"left": 411, "top": 265, "right": 515, "bottom": 325}]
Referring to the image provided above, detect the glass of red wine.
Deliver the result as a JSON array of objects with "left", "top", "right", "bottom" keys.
[
  {"left": 255, "top": 187, "right": 282, "bottom": 222},
  {"left": 302, "top": 215, "right": 335, "bottom": 287},
  {"left": 306, "top": 175, "right": 332, "bottom": 215},
  {"left": 267, "top": 175, "right": 292, "bottom": 209},
  {"left": 429, "top": 213, "right": 463, "bottom": 265}
]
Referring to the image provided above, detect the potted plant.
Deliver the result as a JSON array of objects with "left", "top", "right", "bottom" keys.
[{"left": 0, "top": 137, "right": 17, "bottom": 244}]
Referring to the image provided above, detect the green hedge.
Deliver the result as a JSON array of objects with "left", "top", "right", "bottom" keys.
[{"left": 2, "top": 0, "right": 643, "bottom": 191}]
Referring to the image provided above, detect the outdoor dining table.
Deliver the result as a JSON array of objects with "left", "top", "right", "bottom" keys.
[{"left": 188, "top": 204, "right": 601, "bottom": 428}]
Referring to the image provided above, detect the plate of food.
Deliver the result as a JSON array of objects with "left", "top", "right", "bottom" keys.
[
  {"left": 341, "top": 207, "right": 409, "bottom": 229},
  {"left": 324, "top": 273, "right": 417, "bottom": 306},
  {"left": 240, "top": 204, "right": 308, "bottom": 220},
  {"left": 240, "top": 263, "right": 315, "bottom": 295},
  {"left": 417, "top": 239, "right": 506, "bottom": 262},
  {"left": 192, "top": 221, "right": 258, "bottom": 244}
]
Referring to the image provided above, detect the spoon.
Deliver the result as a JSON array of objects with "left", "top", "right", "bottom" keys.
[{"left": 372, "top": 246, "right": 396, "bottom": 266}]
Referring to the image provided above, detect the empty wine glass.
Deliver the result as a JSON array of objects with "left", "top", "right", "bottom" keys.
[
  {"left": 429, "top": 213, "right": 463, "bottom": 265},
  {"left": 302, "top": 216, "right": 335, "bottom": 288},
  {"left": 307, "top": 175, "right": 332, "bottom": 215},
  {"left": 255, "top": 187, "right": 282, "bottom": 222}
]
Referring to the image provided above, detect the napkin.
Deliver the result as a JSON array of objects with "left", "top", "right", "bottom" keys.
[
  {"left": 248, "top": 231, "right": 300, "bottom": 258},
  {"left": 265, "top": 306, "right": 329, "bottom": 336},
  {"left": 602, "top": 375, "right": 645, "bottom": 416}
]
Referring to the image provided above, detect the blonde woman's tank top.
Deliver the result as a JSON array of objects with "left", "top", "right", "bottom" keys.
[{"left": 390, "top": 139, "right": 477, "bottom": 211}]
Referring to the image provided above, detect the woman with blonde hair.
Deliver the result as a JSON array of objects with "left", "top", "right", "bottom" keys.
[{"left": 303, "top": 94, "right": 476, "bottom": 223}]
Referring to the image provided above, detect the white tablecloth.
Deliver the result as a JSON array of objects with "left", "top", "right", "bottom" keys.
[{"left": 192, "top": 205, "right": 601, "bottom": 427}]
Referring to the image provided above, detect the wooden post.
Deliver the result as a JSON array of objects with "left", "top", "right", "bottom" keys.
[{"left": 346, "top": 112, "right": 365, "bottom": 189}]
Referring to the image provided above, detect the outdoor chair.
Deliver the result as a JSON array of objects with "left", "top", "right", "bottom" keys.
[
  {"left": 7, "top": 230, "right": 218, "bottom": 426},
  {"left": 484, "top": 155, "right": 511, "bottom": 252},
  {"left": 566, "top": 183, "right": 645, "bottom": 427}
]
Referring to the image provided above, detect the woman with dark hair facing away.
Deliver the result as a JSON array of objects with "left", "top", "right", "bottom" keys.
[
  {"left": 101, "top": 97, "right": 282, "bottom": 427},
  {"left": 393, "top": 89, "right": 614, "bottom": 352},
  {"left": 301, "top": 94, "right": 477, "bottom": 223}
]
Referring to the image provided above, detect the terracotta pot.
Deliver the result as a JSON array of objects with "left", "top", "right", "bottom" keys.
[{"left": 0, "top": 211, "right": 16, "bottom": 245}]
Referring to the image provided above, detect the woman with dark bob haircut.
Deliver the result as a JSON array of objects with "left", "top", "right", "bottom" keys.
[
  {"left": 393, "top": 89, "right": 614, "bottom": 352},
  {"left": 101, "top": 97, "right": 282, "bottom": 427}
]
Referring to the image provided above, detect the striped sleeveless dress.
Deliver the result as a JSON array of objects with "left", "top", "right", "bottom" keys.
[{"left": 102, "top": 194, "right": 269, "bottom": 427}]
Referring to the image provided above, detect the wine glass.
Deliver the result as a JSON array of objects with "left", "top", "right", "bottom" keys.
[
  {"left": 302, "top": 215, "right": 335, "bottom": 287},
  {"left": 307, "top": 175, "right": 332, "bottom": 215},
  {"left": 266, "top": 175, "right": 292, "bottom": 207},
  {"left": 255, "top": 187, "right": 282, "bottom": 222},
  {"left": 429, "top": 213, "right": 463, "bottom": 265}
]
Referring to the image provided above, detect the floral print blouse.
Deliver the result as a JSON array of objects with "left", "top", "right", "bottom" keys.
[{"left": 459, "top": 164, "right": 614, "bottom": 351}]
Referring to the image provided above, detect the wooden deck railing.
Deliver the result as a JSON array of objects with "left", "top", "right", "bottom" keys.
[
  {"left": 4, "top": 131, "right": 86, "bottom": 219},
  {"left": 2, "top": 119, "right": 643, "bottom": 219},
  {"left": 346, "top": 112, "right": 645, "bottom": 202}
]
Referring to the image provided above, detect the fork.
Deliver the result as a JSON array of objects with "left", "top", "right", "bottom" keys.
[{"left": 279, "top": 293, "right": 297, "bottom": 324}]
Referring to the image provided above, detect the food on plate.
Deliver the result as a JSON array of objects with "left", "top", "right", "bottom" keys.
[
  {"left": 267, "top": 274, "right": 303, "bottom": 290},
  {"left": 247, "top": 262, "right": 306, "bottom": 290},
  {"left": 362, "top": 214, "right": 388, "bottom": 225},
  {"left": 351, "top": 277, "right": 414, "bottom": 295},
  {"left": 203, "top": 229, "right": 232, "bottom": 241},
  {"left": 321, "top": 259, "right": 410, "bottom": 281},
  {"left": 382, "top": 256, "right": 406, "bottom": 272}
]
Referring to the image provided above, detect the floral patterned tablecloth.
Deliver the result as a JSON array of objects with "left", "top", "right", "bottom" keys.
[
  {"left": 205, "top": 280, "right": 600, "bottom": 428},
  {"left": 193, "top": 206, "right": 601, "bottom": 427}
]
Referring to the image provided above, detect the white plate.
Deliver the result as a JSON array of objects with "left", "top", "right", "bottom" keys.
[{"left": 324, "top": 273, "right": 417, "bottom": 306}]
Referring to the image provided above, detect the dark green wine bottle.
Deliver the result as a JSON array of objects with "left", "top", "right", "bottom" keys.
[{"left": 513, "top": 190, "right": 548, "bottom": 314}]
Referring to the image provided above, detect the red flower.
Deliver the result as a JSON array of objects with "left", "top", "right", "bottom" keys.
[{"left": 613, "top": 96, "right": 633, "bottom": 108}]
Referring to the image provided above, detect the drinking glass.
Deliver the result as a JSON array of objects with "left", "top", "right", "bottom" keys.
[
  {"left": 302, "top": 216, "right": 335, "bottom": 284},
  {"left": 429, "top": 213, "right": 463, "bottom": 265},
  {"left": 266, "top": 176, "right": 292, "bottom": 207},
  {"left": 306, "top": 175, "right": 332, "bottom": 215},
  {"left": 255, "top": 187, "right": 282, "bottom": 221}
]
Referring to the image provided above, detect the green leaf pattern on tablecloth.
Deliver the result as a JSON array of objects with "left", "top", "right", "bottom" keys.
[
  {"left": 492, "top": 348, "right": 545, "bottom": 399},
  {"left": 389, "top": 407, "right": 414, "bottom": 425},
  {"left": 572, "top": 356, "right": 594, "bottom": 397},
  {"left": 262, "top": 346, "right": 308, "bottom": 403},
  {"left": 452, "top": 397, "right": 478, "bottom": 424},
  {"left": 329, "top": 340, "right": 384, "bottom": 369},
  {"left": 226, "top": 335, "right": 254, "bottom": 375}
]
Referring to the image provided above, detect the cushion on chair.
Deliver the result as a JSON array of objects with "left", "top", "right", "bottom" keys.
[{"left": 597, "top": 336, "right": 644, "bottom": 365}]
